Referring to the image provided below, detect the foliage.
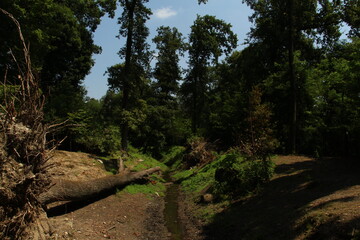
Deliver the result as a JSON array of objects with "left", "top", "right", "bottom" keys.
[
  {"left": 62, "top": 98, "right": 121, "bottom": 155},
  {"left": 238, "top": 86, "right": 279, "bottom": 161},
  {"left": 0, "top": 0, "right": 117, "bottom": 124},
  {"left": 182, "top": 15, "right": 238, "bottom": 134},
  {"left": 152, "top": 26, "right": 186, "bottom": 98},
  {"left": 183, "top": 137, "right": 216, "bottom": 168},
  {"left": 108, "top": 0, "right": 152, "bottom": 150},
  {"left": 304, "top": 38, "right": 360, "bottom": 156},
  {"left": 174, "top": 150, "right": 274, "bottom": 201},
  {"left": 213, "top": 154, "right": 275, "bottom": 199},
  {"left": 162, "top": 146, "right": 186, "bottom": 169},
  {"left": 117, "top": 147, "right": 168, "bottom": 197},
  {"left": 126, "top": 146, "right": 168, "bottom": 172}
]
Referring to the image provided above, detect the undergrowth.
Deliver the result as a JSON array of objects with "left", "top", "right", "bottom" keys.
[
  {"left": 163, "top": 146, "right": 275, "bottom": 222},
  {"left": 114, "top": 146, "right": 168, "bottom": 198}
]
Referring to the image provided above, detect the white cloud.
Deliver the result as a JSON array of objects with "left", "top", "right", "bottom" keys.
[{"left": 154, "top": 7, "right": 177, "bottom": 19}]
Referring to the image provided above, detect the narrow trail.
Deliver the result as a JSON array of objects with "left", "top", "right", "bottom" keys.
[{"left": 44, "top": 151, "right": 360, "bottom": 239}]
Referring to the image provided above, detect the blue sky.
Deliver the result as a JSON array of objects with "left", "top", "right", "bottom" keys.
[{"left": 83, "top": 0, "right": 253, "bottom": 99}]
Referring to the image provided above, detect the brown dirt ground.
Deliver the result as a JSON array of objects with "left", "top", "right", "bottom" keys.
[
  {"left": 46, "top": 150, "right": 169, "bottom": 240},
  {"left": 44, "top": 152, "right": 360, "bottom": 239},
  {"left": 185, "top": 155, "right": 360, "bottom": 240}
]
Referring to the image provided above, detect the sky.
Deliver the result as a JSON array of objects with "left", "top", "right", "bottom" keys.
[{"left": 83, "top": 0, "right": 253, "bottom": 99}]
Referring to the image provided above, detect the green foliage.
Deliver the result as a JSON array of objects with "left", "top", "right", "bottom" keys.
[
  {"left": 213, "top": 154, "right": 275, "bottom": 199},
  {"left": 153, "top": 26, "right": 186, "bottom": 98},
  {"left": 0, "top": 0, "right": 116, "bottom": 115},
  {"left": 121, "top": 180, "right": 166, "bottom": 197},
  {"left": 126, "top": 146, "right": 168, "bottom": 172},
  {"left": 238, "top": 86, "right": 279, "bottom": 160},
  {"left": 304, "top": 38, "right": 360, "bottom": 156},
  {"left": 175, "top": 151, "right": 274, "bottom": 200},
  {"left": 182, "top": 14, "right": 238, "bottom": 134},
  {"left": 108, "top": 0, "right": 152, "bottom": 150},
  {"left": 162, "top": 146, "right": 186, "bottom": 169},
  {"left": 65, "top": 99, "right": 121, "bottom": 155},
  {"left": 117, "top": 147, "right": 167, "bottom": 197}
]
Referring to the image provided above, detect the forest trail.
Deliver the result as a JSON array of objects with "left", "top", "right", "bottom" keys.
[
  {"left": 46, "top": 151, "right": 169, "bottom": 240},
  {"left": 45, "top": 152, "right": 360, "bottom": 239},
  {"left": 203, "top": 155, "right": 360, "bottom": 239}
]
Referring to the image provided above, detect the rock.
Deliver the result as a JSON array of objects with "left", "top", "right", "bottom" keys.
[{"left": 202, "top": 193, "right": 214, "bottom": 203}]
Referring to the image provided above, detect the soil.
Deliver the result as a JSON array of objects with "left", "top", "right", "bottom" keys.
[
  {"left": 45, "top": 151, "right": 170, "bottom": 240},
  {"left": 44, "top": 152, "right": 360, "bottom": 240},
  {"left": 199, "top": 155, "right": 360, "bottom": 239}
]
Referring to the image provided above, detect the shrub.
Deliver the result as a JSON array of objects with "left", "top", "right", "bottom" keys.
[
  {"left": 183, "top": 137, "right": 216, "bottom": 168},
  {"left": 213, "top": 154, "right": 274, "bottom": 199},
  {"left": 162, "top": 146, "right": 186, "bottom": 169}
]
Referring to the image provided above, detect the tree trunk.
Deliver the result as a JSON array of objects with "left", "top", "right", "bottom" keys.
[
  {"left": 288, "top": 0, "right": 297, "bottom": 154},
  {"left": 39, "top": 167, "right": 161, "bottom": 205},
  {"left": 121, "top": 0, "right": 137, "bottom": 151}
]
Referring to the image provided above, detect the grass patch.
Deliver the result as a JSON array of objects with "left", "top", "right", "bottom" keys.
[
  {"left": 127, "top": 146, "right": 168, "bottom": 172},
  {"left": 162, "top": 146, "right": 186, "bottom": 168},
  {"left": 99, "top": 146, "right": 168, "bottom": 197},
  {"left": 121, "top": 180, "right": 166, "bottom": 198}
]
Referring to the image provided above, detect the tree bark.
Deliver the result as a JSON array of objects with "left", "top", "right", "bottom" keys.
[
  {"left": 121, "top": 0, "right": 137, "bottom": 151},
  {"left": 39, "top": 167, "right": 161, "bottom": 205},
  {"left": 288, "top": 0, "right": 297, "bottom": 154}
]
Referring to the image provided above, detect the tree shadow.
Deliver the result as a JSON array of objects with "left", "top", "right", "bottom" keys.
[
  {"left": 46, "top": 187, "right": 123, "bottom": 217},
  {"left": 202, "top": 157, "right": 360, "bottom": 239}
]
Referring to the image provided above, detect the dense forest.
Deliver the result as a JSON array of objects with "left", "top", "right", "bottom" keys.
[
  {"left": 0, "top": 0, "right": 359, "bottom": 239},
  {"left": 0, "top": 0, "right": 359, "bottom": 158}
]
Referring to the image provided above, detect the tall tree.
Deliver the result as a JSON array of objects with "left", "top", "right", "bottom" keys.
[
  {"left": 243, "top": 0, "right": 342, "bottom": 153},
  {"left": 108, "top": 0, "right": 152, "bottom": 151},
  {"left": 342, "top": 0, "right": 360, "bottom": 37},
  {"left": 153, "top": 26, "right": 186, "bottom": 102},
  {"left": 0, "top": 0, "right": 116, "bottom": 101},
  {"left": 183, "top": 15, "right": 237, "bottom": 134}
]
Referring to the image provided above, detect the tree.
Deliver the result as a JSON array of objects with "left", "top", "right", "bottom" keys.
[
  {"left": 305, "top": 38, "right": 360, "bottom": 156},
  {"left": 153, "top": 26, "right": 186, "bottom": 102},
  {"left": 239, "top": 86, "right": 278, "bottom": 161},
  {"left": 125, "top": 26, "right": 188, "bottom": 155},
  {"left": 39, "top": 167, "right": 161, "bottom": 205},
  {"left": 342, "top": 0, "right": 360, "bottom": 37},
  {"left": 243, "top": 0, "right": 342, "bottom": 153},
  {"left": 0, "top": 0, "right": 116, "bottom": 116},
  {"left": 109, "top": 0, "right": 152, "bottom": 151},
  {"left": 182, "top": 15, "right": 237, "bottom": 134}
]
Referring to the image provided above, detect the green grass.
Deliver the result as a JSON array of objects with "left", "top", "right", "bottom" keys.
[
  {"left": 121, "top": 180, "right": 166, "bottom": 197},
  {"left": 162, "top": 146, "right": 186, "bottom": 168},
  {"left": 128, "top": 152, "right": 168, "bottom": 172},
  {"left": 175, "top": 154, "right": 229, "bottom": 193},
  {"left": 99, "top": 146, "right": 169, "bottom": 197}
]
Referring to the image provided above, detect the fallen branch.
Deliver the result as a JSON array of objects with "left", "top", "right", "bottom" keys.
[{"left": 39, "top": 167, "right": 161, "bottom": 205}]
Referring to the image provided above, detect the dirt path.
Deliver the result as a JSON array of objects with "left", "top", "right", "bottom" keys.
[
  {"left": 45, "top": 152, "right": 360, "bottom": 239},
  {"left": 189, "top": 155, "right": 360, "bottom": 239},
  {"left": 46, "top": 151, "right": 170, "bottom": 240}
]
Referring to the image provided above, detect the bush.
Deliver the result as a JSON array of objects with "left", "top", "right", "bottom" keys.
[
  {"left": 213, "top": 154, "right": 274, "bottom": 199},
  {"left": 183, "top": 137, "right": 216, "bottom": 168},
  {"left": 162, "top": 146, "right": 186, "bottom": 168}
]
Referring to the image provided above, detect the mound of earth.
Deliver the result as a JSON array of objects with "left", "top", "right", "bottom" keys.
[
  {"left": 46, "top": 150, "right": 169, "bottom": 240},
  {"left": 187, "top": 155, "right": 360, "bottom": 240}
]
